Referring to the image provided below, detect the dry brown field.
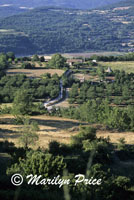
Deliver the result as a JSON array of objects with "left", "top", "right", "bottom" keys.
[
  {"left": 97, "top": 130, "right": 134, "bottom": 144},
  {"left": 6, "top": 68, "right": 64, "bottom": 78},
  {"left": 0, "top": 115, "right": 80, "bottom": 148},
  {"left": 0, "top": 115, "right": 134, "bottom": 149}
]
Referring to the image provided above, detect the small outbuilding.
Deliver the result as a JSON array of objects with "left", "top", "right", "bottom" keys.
[{"left": 106, "top": 67, "right": 112, "bottom": 73}]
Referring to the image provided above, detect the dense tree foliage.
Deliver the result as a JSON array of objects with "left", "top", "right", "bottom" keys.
[
  {"left": 0, "top": 53, "right": 8, "bottom": 73},
  {"left": 69, "top": 69, "right": 134, "bottom": 106},
  {"left": 12, "top": 89, "right": 34, "bottom": 116},
  {"left": 0, "top": 74, "right": 60, "bottom": 103},
  {"left": 48, "top": 54, "right": 68, "bottom": 69},
  {"left": 21, "top": 62, "right": 35, "bottom": 69},
  {"left": 0, "top": 4, "right": 134, "bottom": 55},
  {"left": 0, "top": 0, "right": 123, "bottom": 15},
  {"left": 89, "top": 52, "right": 134, "bottom": 62}
]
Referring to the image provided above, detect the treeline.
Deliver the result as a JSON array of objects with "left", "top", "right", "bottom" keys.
[{"left": 89, "top": 52, "right": 134, "bottom": 62}]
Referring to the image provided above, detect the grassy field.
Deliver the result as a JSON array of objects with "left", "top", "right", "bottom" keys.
[
  {"left": 0, "top": 115, "right": 81, "bottom": 148},
  {"left": 99, "top": 61, "right": 134, "bottom": 73},
  {"left": 97, "top": 130, "right": 134, "bottom": 145},
  {"left": 0, "top": 114, "right": 134, "bottom": 149},
  {"left": 6, "top": 68, "right": 64, "bottom": 78}
]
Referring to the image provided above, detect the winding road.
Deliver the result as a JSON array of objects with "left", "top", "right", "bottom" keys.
[{"left": 44, "top": 70, "right": 72, "bottom": 111}]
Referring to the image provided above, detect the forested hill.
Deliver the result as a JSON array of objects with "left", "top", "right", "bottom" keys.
[
  {"left": 0, "top": 0, "right": 124, "bottom": 18},
  {"left": 111, "top": 0, "right": 134, "bottom": 7},
  {"left": 0, "top": 6, "right": 28, "bottom": 18},
  {"left": 102, "top": 0, "right": 134, "bottom": 9},
  {"left": 0, "top": 0, "right": 123, "bottom": 10},
  {"left": 0, "top": 1, "right": 134, "bottom": 55}
]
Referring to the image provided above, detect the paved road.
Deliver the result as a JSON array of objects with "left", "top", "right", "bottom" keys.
[{"left": 44, "top": 70, "right": 72, "bottom": 111}]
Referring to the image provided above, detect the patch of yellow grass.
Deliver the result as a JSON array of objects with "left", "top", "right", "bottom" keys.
[
  {"left": 99, "top": 61, "right": 134, "bottom": 73},
  {"left": 97, "top": 130, "right": 134, "bottom": 144},
  {"left": 6, "top": 69, "right": 64, "bottom": 78},
  {"left": 0, "top": 115, "right": 80, "bottom": 148},
  {"left": 1, "top": 114, "right": 134, "bottom": 148}
]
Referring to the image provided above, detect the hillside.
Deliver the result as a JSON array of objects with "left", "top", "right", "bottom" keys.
[
  {"left": 106, "top": 0, "right": 134, "bottom": 7},
  {"left": 0, "top": 0, "right": 124, "bottom": 18},
  {"left": 0, "top": 6, "right": 28, "bottom": 18},
  {"left": 0, "top": 1, "right": 134, "bottom": 55},
  {"left": 0, "top": 0, "right": 123, "bottom": 10}
]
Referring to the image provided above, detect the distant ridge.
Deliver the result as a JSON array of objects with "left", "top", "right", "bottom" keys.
[
  {"left": 102, "top": 0, "right": 134, "bottom": 9},
  {"left": 0, "top": 0, "right": 124, "bottom": 11},
  {"left": 0, "top": 0, "right": 134, "bottom": 55}
]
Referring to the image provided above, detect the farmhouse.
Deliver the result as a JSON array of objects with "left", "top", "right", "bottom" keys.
[{"left": 44, "top": 56, "right": 52, "bottom": 62}]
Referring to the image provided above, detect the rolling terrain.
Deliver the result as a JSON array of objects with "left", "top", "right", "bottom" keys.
[
  {"left": 0, "top": 6, "right": 28, "bottom": 18},
  {"left": 0, "top": 0, "right": 123, "bottom": 14},
  {"left": 0, "top": 0, "right": 134, "bottom": 55}
]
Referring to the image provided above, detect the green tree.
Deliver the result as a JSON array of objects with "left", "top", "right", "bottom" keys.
[
  {"left": 7, "top": 52, "right": 15, "bottom": 61},
  {"left": 40, "top": 56, "right": 45, "bottom": 62},
  {"left": 97, "top": 67, "right": 105, "bottom": 80},
  {"left": 19, "top": 118, "right": 39, "bottom": 149},
  {"left": 0, "top": 53, "right": 8, "bottom": 70},
  {"left": 21, "top": 62, "right": 34, "bottom": 69},
  {"left": 12, "top": 89, "right": 34, "bottom": 117},
  {"left": 48, "top": 54, "right": 67, "bottom": 69},
  {"left": 7, "top": 151, "right": 66, "bottom": 178},
  {"left": 71, "top": 126, "right": 96, "bottom": 147},
  {"left": 32, "top": 54, "right": 39, "bottom": 61}
]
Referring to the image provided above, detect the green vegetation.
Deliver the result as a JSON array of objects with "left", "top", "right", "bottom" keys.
[
  {"left": 12, "top": 89, "right": 34, "bottom": 116},
  {"left": 21, "top": 62, "right": 35, "bottom": 69},
  {"left": 0, "top": 0, "right": 123, "bottom": 15},
  {"left": 57, "top": 68, "right": 134, "bottom": 131},
  {"left": 18, "top": 118, "right": 39, "bottom": 149},
  {"left": 0, "top": 126, "right": 134, "bottom": 199},
  {"left": 90, "top": 53, "right": 134, "bottom": 62},
  {"left": 48, "top": 54, "right": 68, "bottom": 69},
  {"left": 69, "top": 70, "right": 134, "bottom": 106},
  {"left": 100, "top": 61, "right": 134, "bottom": 73},
  {"left": 1, "top": 52, "right": 134, "bottom": 199},
  {"left": 0, "top": 73, "right": 60, "bottom": 103},
  {"left": 0, "top": 53, "right": 9, "bottom": 78},
  {"left": 0, "top": 3, "right": 134, "bottom": 55}
]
